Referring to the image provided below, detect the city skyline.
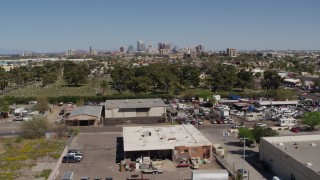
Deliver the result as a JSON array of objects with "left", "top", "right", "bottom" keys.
[{"left": 1, "top": 0, "right": 320, "bottom": 52}]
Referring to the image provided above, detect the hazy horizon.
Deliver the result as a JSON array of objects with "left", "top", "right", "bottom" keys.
[{"left": 1, "top": 0, "right": 320, "bottom": 52}]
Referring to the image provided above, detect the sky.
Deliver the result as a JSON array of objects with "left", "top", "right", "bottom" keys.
[{"left": 0, "top": 0, "right": 320, "bottom": 52}]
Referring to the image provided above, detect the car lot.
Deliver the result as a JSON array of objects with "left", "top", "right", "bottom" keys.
[{"left": 58, "top": 132, "right": 195, "bottom": 180}]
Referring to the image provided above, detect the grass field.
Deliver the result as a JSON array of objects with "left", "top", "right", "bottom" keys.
[
  {"left": 5, "top": 78, "right": 108, "bottom": 97},
  {"left": 0, "top": 137, "right": 66, "bottom": 180}
]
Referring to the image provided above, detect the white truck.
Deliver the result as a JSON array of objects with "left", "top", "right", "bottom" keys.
[
  {"left": 220, "top": 109, "right": 230, "bottom": 119},
  {"left": 192, "top": 170, "right": 228, "bottom": 180}
]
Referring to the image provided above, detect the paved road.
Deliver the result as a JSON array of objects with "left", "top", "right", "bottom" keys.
[{"left": 199, "top": 120, "right": 274, "bottom": 180}]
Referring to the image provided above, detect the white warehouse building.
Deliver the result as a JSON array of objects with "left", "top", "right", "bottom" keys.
[
  {"left": 260, "top": 135, "right": 320, "bottom": 180},
  {"left": 101, "top": 98, "right": 167, "bottom": 124}
]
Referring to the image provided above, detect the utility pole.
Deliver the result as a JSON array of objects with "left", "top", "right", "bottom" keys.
[
  {"left": 240, "top": 137, "right": 249, "bottom": 171},
  {"left": 197, "top": 109, "right": 199, "bottom": 130}
]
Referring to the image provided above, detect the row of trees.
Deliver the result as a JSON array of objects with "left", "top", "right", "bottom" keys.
[
  {"left": 110, "top": 63, "right": 283, "bottom": 94},
  {"left": 0, "top": 61, "right": 102, "bottom": 91}
]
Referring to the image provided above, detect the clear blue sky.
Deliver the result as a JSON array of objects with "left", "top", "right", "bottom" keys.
[{"left": 1, "top": 0, "right": 319, "bottom": 52}]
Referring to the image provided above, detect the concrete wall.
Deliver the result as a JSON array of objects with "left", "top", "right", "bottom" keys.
[
  {"left": 149, "top": 107, "right": 166, "bottom": 117},
  {"left": 260, "top": 138, "right": 320, "bottom": 180},
  {"left": 48, "top": 146, "right": 68, "bottom": 180},
  {"left": 105, "top": 106, "right": 166, "bottom": 118}
]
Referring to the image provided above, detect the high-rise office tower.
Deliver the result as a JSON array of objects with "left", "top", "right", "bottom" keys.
[
  {"left": 89, "top": 46, "right": 92, "bottom": 54},
  {"left": 137, "top": 40, "right": 144, "bottom": 51},
  {"left": 120, "top": 47, "right": 125, "bottom": 53},
  {"left": 128, "top": 45, "right": 134, "bottom": 52},
  {"left": 227, "top": 48, "right": 237, "bottom": 57},
  {"left": 196, "top": 45, "right": 204, "bottom": 52}
]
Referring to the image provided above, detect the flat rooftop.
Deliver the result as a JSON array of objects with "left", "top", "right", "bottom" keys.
[
  {"left": 123, "top": 124, "right": 212, "bottom": 151},
  {"left": 263, "top": 135, "right": 320, "bottom": 173}
]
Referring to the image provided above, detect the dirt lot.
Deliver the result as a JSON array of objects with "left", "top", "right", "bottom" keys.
[{"left": 58, "top": 132, "right": 222, "bottom": 180}]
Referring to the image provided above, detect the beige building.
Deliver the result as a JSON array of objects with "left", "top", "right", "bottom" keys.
[
  {"left": 260, "top": 135, "right": 320, "bottom": 180},
  {"left": 123, "top": 125, "right": 212, "bottom": 161},
  {"left": 101, "top": 98, "right": 167, "bottom": 124}
]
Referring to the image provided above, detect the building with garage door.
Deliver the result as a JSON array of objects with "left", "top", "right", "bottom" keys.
[
  {"left": 260, "top": 135, "right": 320, "bottom": 180},
  {"left": 122, "top": 124, "right": 212, "bottom": 162},
  {"left": 101, "top": 98, "right": 167, "bottom": 124},
  {"left": 66, "top": 106, "right": 102, "bottom": 126}
]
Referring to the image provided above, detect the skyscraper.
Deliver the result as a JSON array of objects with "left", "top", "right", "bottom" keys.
[
  {"left": 196, "top": 45, "right": 204, "bottom": 52},
  {"left": 120, "top": 47, "right": 125, "bottom": 53},
  {"left": 137, "top": 40, "right": 144, "bottom": 51},
  {"left": 227, "top": 48, "right": 237, "bottom": 57},
  {"left": 89, "top": 46, "right": 92, "bottom": 54},
  {"left": 128, "top": 45, "right": 134, "bottom": 52}
]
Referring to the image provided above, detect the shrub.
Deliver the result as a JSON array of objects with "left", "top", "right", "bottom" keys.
[{"left": 20, "top": 117, "right": 49, "bottom": 139}]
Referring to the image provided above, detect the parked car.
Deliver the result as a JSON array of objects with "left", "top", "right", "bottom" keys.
[
  {"left": 236, "top": 169, "right": 248, "bottom": 178},
  {"left": 58, "top": 102, "right": 64, "bottom": 106},
  {"left": 232, "top": 124, "right": 245, "bottom": 129},
  {"left": 68, "top": 149, "right": 84, "bottom": 156},
  {"left": 68, "top": 153, "right": 83, "bottom": 160},
  {"left": 290, "top": 127, "right": 300, "bottom": 133},
  {"left": 255, "top": 123, "right": 267, "bottom": 127},
  {"left": 62, "top": 155, "right": 80, "bottom": 163},
  {"left": 13, "top": 116, "right": 23, "bottom": 121},
  {"left": 142, "top": 168, "right": 163, "bottom": 174},
  {"left": 176, "top": 162, "right": 190, "bottom": 168}
]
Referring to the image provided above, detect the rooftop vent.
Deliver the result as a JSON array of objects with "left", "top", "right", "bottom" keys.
[
  {"left": 125, "top": 100, "right": 129, "bottom": 103},
  {"left": 278, "top": 142, "right": 284, "bottom": 146},
  {"left": 306, "top": 162, "right": 313, "bottom": 167},
  {"left": 168, "top": 137, "right": 176, "bottom": 141},
  {"left": 142, "top": 131, "right": 151, "bottom": 137},
  {"left": 138, "top": 99, "right": 143, "bottom": 103},
  {"left": 310, "top": 143, "right": 317, "bottom": 147}
]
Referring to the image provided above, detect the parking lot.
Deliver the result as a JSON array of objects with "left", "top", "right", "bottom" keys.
[{"left": 58, "top": 132, "right": 220, "bottom": 180}]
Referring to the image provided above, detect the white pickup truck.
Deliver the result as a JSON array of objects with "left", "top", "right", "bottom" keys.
[
  {"left": 141, "top": 168, "right": 163, "bottom": 174},
  {"left": 68, "top": 153, "right": 83, "bottom": 160}
]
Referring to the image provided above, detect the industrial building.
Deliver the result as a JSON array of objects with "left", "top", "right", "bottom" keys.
[
  {"left": 66, "top": 106, "right": 102, "bottom": 126},
  {"left": 101, "top": 98, "right": 167, "bottom": 124},
  {"left": 123, "top": 124, "right": 212, "bottom": 162},
  {"left": 260, "top": 135, "right": 320, "bottom": 180}
]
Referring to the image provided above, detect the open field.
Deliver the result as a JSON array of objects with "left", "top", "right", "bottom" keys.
[
  {"left": 0, "top": 137, "right": 66, "bottom": 180},
  {"left": 4, "top": 78, "right": 106, "bottom": 97}
]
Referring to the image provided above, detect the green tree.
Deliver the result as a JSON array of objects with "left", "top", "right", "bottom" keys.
[
  {"left": 236, "top": 69, "right": 254, "bottom": 91},
  {"left": 0, "top": 101, "right": 10, "bottom": 118},
  {"left": 238, "top": 127, "right": 254, "bottom": 140},
  {"left": 179, "top": 65, "right": 200, "bottom": 89},
  {"left": 252, "top": 126, "right": 278, "bottom": 144},
  {"left": 210, "top": 64, "right": 237, "bottom": 92},
  {"left": 63, "top": 62, "right": 89, "bottom": 86},
  {"left": 254, "top": 72, "right": 262, "bottom": 78},
  {"left": 313, "top": 78, "right": 320, "bottom": 87},
  {"left": 110, "top": 66, "right": 132, "bottom": 94},
  {"left": 20, "top": 117, "right": 49, "bottom": 139},
  {"left": 302, "top": 111, "right": 320, "bottom": 131},
  {"left": 100, "top": 80, "right": 108, "bottom": 95},
  {"left": 32, "top": 97, "right": 49, "bottom": 114},
  {"left": 260, "top": 70, "right": 282, "bottom": 90}
]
